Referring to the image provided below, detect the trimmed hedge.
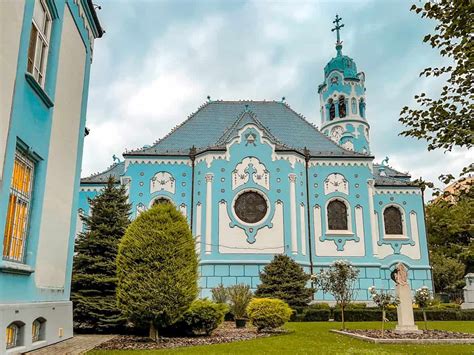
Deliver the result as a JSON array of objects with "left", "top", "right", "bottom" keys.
[
  {"left": 302, "top": 309, "right": 331, "bottom": 322},
  {"left": 332, "top": 309, "right": 474, "bottom": 322}
]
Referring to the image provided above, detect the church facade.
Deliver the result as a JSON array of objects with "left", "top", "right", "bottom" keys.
[{"left": 79, "top": 21, "right": 432, "bottom": 301}]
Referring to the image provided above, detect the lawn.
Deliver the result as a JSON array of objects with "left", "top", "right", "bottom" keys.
[{"left": 89, "top": 321, "right": 474, "bottom": 355}]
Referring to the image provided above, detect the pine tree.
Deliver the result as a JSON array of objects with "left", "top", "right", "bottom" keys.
[
  {"left": 71, "top": 177, "right": 131, "bottom": 332},
  {"left": 116, "top": 202, "right": 198, "bottom": 341},
  {"left": 255, "top": 254, "right": 313, "bottom": 309}
]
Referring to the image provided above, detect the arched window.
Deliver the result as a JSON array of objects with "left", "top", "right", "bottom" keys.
[
  {"left": 327, "top": 200, "right": 348, "bottom": 230},
  {"left": 383, "top": 206, "right": 403, "bottom": 235},
  {"left": 338, "top": 96, "right": 346, "bottom": 118},
  {"left": 351, "top": 97, "right": 357, "bottom": 114},
  {"left": 6, "top": 322, "right": 23, "bottom": 349},
  {"left": 152, "top": 197, "right": 172, "bottom": 206},
  {"left": 359, "top": 98, "right": 366, "bottom": 118},
  {"left": 32, "top": 318, "right": 46, "bottom": 343},
  {"left": 329, "top": 99, "right": 335, "bottom": 121}
]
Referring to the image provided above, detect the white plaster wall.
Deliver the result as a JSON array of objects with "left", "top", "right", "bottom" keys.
[
  {"left": 313, "top": 205, "right": 365, "bottom": 256},
  {"left": 400, "top": 211, "right": 421, "bottom": 259},
  {"left": 0, "top": 0, "right": 25, "bottom": 183},
  {"left": 35, "top": 9, "right": 85, "bottom": 288},
  {"left": 219, "top": 202, "right": 284, "bottom": 254}
]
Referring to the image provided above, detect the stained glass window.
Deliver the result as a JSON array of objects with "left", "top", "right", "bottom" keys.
[
  {"left": 234, "top": 191, "right": 268, "bottom": 224},
  {"left": 384, "top": 206, "right": 403, "bottom": 235},
  {"left": 327, "top": 200, "right": 348, "bottom": 230},
  {"left": 6, "top": 323, "right": 20, "bottom": 349}
]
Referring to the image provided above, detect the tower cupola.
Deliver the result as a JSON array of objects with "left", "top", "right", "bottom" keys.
[{"left": 318, "top": 15, "right": 370, "bottom": 154}]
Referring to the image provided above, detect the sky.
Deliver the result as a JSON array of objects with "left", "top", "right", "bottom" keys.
[{"left": 83, "top": 0, "right": 471, "bottom": 199}]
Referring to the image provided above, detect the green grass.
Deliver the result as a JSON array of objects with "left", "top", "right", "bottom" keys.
[{"left": 89, "top": 321, "right": 474, "bottom": 355}]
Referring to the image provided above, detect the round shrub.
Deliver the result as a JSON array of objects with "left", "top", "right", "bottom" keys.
[
  {"left": 247, "top": 298, "right": 292, "bottom": 331},
  {"left": 177, "top": 299, "right": 226, "bottom": 335}
]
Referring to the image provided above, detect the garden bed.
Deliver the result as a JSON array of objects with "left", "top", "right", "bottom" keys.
[
  {"left": 94, "top": 322, "right": 288, "bottom": 350},
  {"left": 331, "top": 329, "right": 474, "bottom": 344}
]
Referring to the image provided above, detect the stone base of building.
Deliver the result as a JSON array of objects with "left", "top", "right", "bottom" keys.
[
  {"left": 198, "top": 262, "right": 432, "bottom": 301},
  {"left": 0, "top": 301, "right": 72, "bottom": 354}
]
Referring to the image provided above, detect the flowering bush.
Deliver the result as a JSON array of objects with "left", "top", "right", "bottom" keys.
[
  {"left": 368, "top": 286, "right": 399, "bottom": 337},
  {"left": 414, "top": 286, "right": 432, "bottom": 330}
]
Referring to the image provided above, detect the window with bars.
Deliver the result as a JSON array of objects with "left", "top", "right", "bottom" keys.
[
  {"left": 27, "top": 0, "right": 52, "bottom": 87},
  {"left": 32, "top": 318, "right": 45, "bottom": 343},
  {"left": 3, "top": 151, "right": 35, "bottom": 262},
  {"left": 6, "top": 323, "right": 20, "bottom": 349}
]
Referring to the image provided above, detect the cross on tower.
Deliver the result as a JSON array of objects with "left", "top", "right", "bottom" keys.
[{"left": 331, "top": 14, "right": 344, "bottom": 45}]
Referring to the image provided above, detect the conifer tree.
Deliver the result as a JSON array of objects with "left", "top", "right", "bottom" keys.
[
  {"left": 71, "top": 177, "right": 131, "bottom": 332},
  {"left": 255, "top": 254, "right": 313, "bottom": 309},
  {"left": 116, "top": 202, "right": 198, "bottom": 341}
]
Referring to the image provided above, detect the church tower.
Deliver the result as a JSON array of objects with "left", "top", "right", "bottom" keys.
[{"left": 318, "top": 15, "right": 370, "bottom": 154}]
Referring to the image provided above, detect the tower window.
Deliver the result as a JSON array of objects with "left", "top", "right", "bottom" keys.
[
  {"left": 351, "top": 97, "right": 357, "bottom": 114},
  {"left": 328, "top": 99, "right": 335, "bottom": 121},
  {"left": 338, "top": 96, "right": 346, "bottom": 118},
  {"left": 359, "top": 98, "right": 366, "bottom": 118},
  {"left": 383, "top": 206, "right": 403, "bottom": 235},
  {"left": 27, "top": 0, "right": 52, "bottom": 87},
  {"left": 3, "top": 150, "right": 35, "bottom": 263},
  {"left": 327, "top": 199, "right": 348, "bottom": 231}
]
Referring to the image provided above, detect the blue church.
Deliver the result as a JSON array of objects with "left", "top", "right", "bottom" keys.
[
  {"left": 79, "top": 17, "right": 432, "bottom": 301},
  {"left": 0, "top": 0, "right": 102, "bottom": 352}
]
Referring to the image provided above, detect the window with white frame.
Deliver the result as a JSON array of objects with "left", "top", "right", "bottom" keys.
[
  {"left": 383, "top": 206, "right": 404, "bottom": 235},
  {"left": 327, "top": 199, "right": 349, "bottom": 231},
  {"left": 3, "top": 150, "right": 35, "bottom": 262},
  {"left": 27, "top": 0, "right": 52, "bottom": 86}
]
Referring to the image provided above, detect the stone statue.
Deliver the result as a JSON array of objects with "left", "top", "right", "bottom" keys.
[{"left": 392, "top": 263, "right": 421, "bottom": 334}]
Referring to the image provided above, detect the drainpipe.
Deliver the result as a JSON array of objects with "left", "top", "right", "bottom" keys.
[
  {"left": 189, "top": 146, "right": 196, "bottom": 232},
  {"left": 304, "top": 147, "right": 315, "bottom": 299}
]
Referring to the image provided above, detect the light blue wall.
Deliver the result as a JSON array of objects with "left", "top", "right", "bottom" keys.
[
  {"left": 0, "top": 0, "right": 97, "bottom": 303},
  {"left": 79, "top": 123, "right": 432, "bottom": 300}
]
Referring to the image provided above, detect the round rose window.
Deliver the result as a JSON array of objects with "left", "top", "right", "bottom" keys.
[{"left": 234, "top": 191, "right": 268, "bottom": 224}]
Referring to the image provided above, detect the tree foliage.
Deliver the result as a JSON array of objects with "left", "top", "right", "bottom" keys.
[
  {"left": 116, "top": 203, "right": 198, "bottom": 340},
  {"left": 71, "top": 177, "right": 131, "bottom": 332},
  {"left": 430, "top": 251, "right": 466, "bottom": 293},
  {"left": 255, "top": 254, "right": 313, "bottom": 309},
  {"left": 399, "top": 0, "right": 473, "bottom": 154},
  {"left": 315, "top": 260, "right": 359, "bottom": 330}
]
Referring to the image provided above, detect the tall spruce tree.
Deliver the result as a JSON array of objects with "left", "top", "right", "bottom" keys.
[
  {"left": 71, "top": 176, "right": 131, "bottom": 332},
  {"left": 255, "top": 254, "right": 313, "bottom": 309}
]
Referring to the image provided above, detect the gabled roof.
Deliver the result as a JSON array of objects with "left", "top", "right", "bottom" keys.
[
  {"left": 373, "top": 164, "right": 414, "bottom": 187},
  {"left": 124, "top": 100, "right": 366, "bottom": 157},
  {"left": 81, "top": 161, "right": 125, "bottom": 184}
]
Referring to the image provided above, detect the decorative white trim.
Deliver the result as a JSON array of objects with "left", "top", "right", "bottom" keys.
[
  {"left": 367, "top": 179, "right": 378, "bottom": 256},
  {"left": 179, "top": 203, "right": 187, "bottom": 217},
  {"left": 300, "top": 203, "right": 306, "bottom": 256},
  {"left": 401, "top": 211, "right": 421, "bottom": 259},
  {"left": 195, "top": 203, "right": 202, "bottom": 254},
  {"left": 79, "top": 186, "right": 103, "bottom": 192},
  {"left": 309, "top": 159, "right": 372, "bottom": 168},
  {"left": 232, "top": 157, "right": 270, "bottom": 190},
  {"left": 196, "top": 152, "right": 228, "bottom": 168},
  {"left": 150, "top": 171, "right": 175, "bottom": 194},
  {"left": 148, "top": 195, "right": 174, "bottom": 208},
  {"left": 289, "top": 173, "right": 298, "bottom": 255},
  {"left": 121, "top": 176, "right": 132, "bottom": 202},
  {"left": 125, "top": 158, "right": 191, "bottom": 169},
  {"left": 324, "top": 197, "right": 353, "bottom": 234},
  {"left": 324, "top": 173, "right": 349, "bottom": 195},
  {"left": 355, "top": 205, "right": 365, "bottom": 240},
  {"left": 375, "top": 188, "right": 421, "bottom": 195},
  {"left": 230, "top": 188, "right": 271, "bottom": 227},
  {"left": 381, "top": 203, "right": 407, "bottom": 238},
  {"left": 205, "top": 173, "right": 213, "bottom": 254}
]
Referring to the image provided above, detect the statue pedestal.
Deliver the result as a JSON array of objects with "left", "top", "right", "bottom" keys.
[
  {"left": 395, "top": 283, "right": 422, "bottom": 334},
  {"left": 461, "top": 273, "right": 474, "bottom": 309}
]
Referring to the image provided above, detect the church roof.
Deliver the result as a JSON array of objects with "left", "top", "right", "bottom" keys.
[
  {"left": 81, "top": 161, "right": 125, "bottom": 184},
  {"left": 373, "top": 164, "right": 414, "bottom": 187},
  {"left": 124, "top": 100, "right": 365, "bottom": 157}
]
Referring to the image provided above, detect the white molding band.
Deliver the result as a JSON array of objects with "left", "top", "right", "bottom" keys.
[
  {"left": 205, "top": 173, "right": 213, "bottom": 254},
  {"left": 289, "top": 173, "right": 298, "bottom": 255}
]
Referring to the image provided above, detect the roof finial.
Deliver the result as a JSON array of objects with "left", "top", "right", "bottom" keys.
[
  {"left": 281, "top": 96, "right": 286, "bottom": 103},
  {"left": 207, "top": 95, "right": 211, "bottom": 102},
  {"left": 331, "top": 14, "right": 344, "bottom": 56}
]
